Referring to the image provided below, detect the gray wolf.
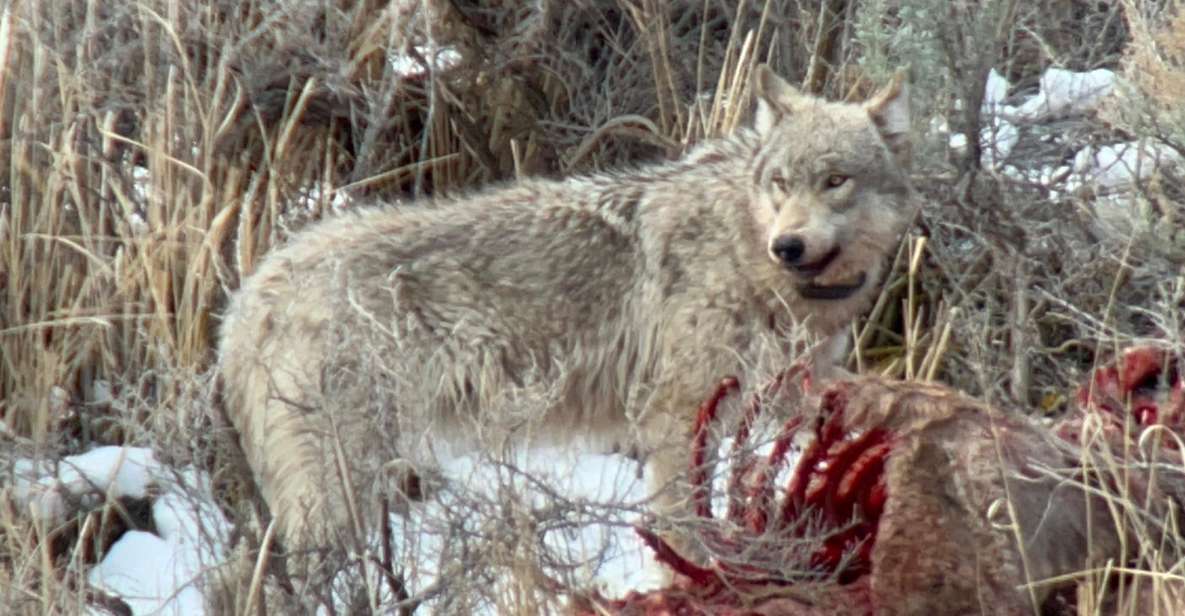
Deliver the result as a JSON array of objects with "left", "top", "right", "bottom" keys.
[{"left": 216, "top": 64, "right": 916, "bottom": 566}]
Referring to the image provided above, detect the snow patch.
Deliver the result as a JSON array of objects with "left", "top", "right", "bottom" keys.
[
  {"left": 14, "top": 446, "right": 158, "bottom": 522},
  {"left": 1068, "top": 140, "right": 1182, "bottom": 195},
  {"left": 950, "top": 67, "right": 1118, "bottom": 173},
  {"left": 389, "top": 45, "right": 462, "bottom": 78},
  {"left": 87, "top": 531, "right": 207, "bottom": 616},
  {"left": 1066, "top": 139, "right": 1183, "bottom": 240},
  {"left": 949, "top": 69, "right": 1018, "bottom": 170},
  {"left": 400, "top": 447, "right": 667, "bottom": 607},
  {"left": 1008, "top": 67, "right": 1116, "bottom": 122},
  {"left": 13, "top": 447, "right": 229, "bottom": 616}
]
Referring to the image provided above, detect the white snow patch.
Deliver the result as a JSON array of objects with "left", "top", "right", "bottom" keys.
[
  {"left": 948, "top": 69, "right": 1018, "bottom": 170},
  {"left": 950, "top": 67, "right": 1119, "bottom": 174},
  {"left": 983, "top": 68, "right": 1011, "bottom": 112},
  {"left": 14, "top": 446, "right": 158, "bottom": 522},
  {"left": 1068, "top": 140, "right": 1182, "bottom": 195},
  {"left": 389, "top": 45, "right": 462, "bottom": 78},
  {"left": 62, "top": 446, "right": 158, "bottom": 500},
  {"left": 942, "top": 64, "right": 1175, "bottom": 242},
  {"left": 21, "top": 417, "right": 796, "bottom": 613},
  {"left": 354, "top": 419, "right": 799, "bottom": 613},
  {"left": 1065, "top": 139, "right": 1183, "bottom": 240},
  {"left": 87, "top": 531, "right": 207, "bottom": 616},
  {"left": 128, "top": 167, "right": 150, "bottom": 235},
  {"left": 981, "top": 117, "right": 1019, "bottom": 170},
  {"left": 89, "top": 465, "right": 228, "bottom": 616},
  {"left": 400, "top": 447, "right": 667, "bottom": 607},
  {"left": 299, "top": 182, "right": 352, "bottom": 214},
  {"left": 1008, "top": 67, "right": 1116, "bottom": 122},
  {"left": 90, "top": 380, "right": 115, "bottom": 406},
  {"left": 13, "top": 447, "right": 229, "bottom": 616}
]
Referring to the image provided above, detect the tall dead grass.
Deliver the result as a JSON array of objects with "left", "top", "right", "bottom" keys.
[{"left": 0, "top": 0, "right": 841, "bottom": 447}]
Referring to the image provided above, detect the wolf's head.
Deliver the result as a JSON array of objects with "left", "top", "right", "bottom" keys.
[{"left": 748, "top": 65, "right": 916, "bottom": 309}]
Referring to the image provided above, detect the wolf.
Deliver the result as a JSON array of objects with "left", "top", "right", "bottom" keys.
[{"left": 216, "top": 64, "right": 917, "bottom": 568}]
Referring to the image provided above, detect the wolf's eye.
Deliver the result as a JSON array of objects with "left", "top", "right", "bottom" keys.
[
  {"left": 770, "top": 173, "right": 790, "bottom": 193},
  {"left": 824, "top": 174, "right": 849, "bottom": 189}
]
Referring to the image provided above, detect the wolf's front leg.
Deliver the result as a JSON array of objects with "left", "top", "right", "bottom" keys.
[{"left": 637, "top": 376, "right": 731, "bottom": 570}]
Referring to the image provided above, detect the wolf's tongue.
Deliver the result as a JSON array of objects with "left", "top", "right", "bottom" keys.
[{"left": 797, "top": 271, "right": 867, "bottom": 300}]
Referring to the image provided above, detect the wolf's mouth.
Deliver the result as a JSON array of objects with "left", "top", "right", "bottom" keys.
[
  {"left": 797, "top": 271, "right": 868, "bottom": 300},
  {"left": 792, "top": 247, "right": 841, "bottom": 278}
]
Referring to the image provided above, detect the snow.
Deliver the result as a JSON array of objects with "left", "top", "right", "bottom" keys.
[
  {"left": 87, "top": 530, "right": 207, "bottom": 616},
  {"left": 375, "top": 447, "right": 666, "bottom": 611},
  {"left": 983, "top": 68, "right": 1011, "bottom": 111},
  {"left": 950, "top": 66, "right": 1119, "bottom": 174},
  {"left": 20, "top": 425, "right": 799, "bottom": 614},
  {"left": 61, "top": 447, "right": 157, "bottom": 500},
  {"left": 1068, "top": 140, "right": 1183, "bottom": 194},
  {"left": 16, "top": 444, "right": 664, "bottom": 613},
  {"left": 388, "top": 45, "right": 462, "bottom": 78},
  {"left": 13, "top": 447, "right": 229, "bottom": 616},
  {"left": 948, "top": 68, "right": 1018, "bottom": 170},
  {"left": 475, "top": 448, "right": 665, "bottom": 595},
  {"left": 941, "top": 63, "right": 1181, "bottom": 234},
  {"left": 981, "top": 116, "right": 1019, "bottom": 171},
  {"left": 375, "top": 425, "right": 795, "bottom": 612},
  {"left": 1007, "top": 67, "right": 1115, "bottom": 122},
  {"left": 14, "top": 446, "right": 158, "bottom": 522},
  {"left": 298, "top": 182, "right": 353, "bottom": 214},
  {"left": 86, "top": 478, "right": 230, "bottom": 616},
  {"left": 1064, "top": 139, "right": 1183, "bottom": 240}
]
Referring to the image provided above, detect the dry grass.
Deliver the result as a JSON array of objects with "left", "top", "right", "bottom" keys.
[{"left": 1, "top": 0, "right": 1184, "bottom": 614}]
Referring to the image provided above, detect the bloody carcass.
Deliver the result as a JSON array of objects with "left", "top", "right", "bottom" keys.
[{"left": 578, "top": 346, "right": 1185, "bottom": 615}]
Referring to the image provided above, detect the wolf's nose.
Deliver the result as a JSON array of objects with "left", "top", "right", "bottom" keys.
[{"left": 770, "top": 235, "right": 805, "bottom": 265}]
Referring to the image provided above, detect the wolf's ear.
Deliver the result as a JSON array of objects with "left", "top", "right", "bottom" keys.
[
  {"left": 753, "top": 64, "right": 806, "bottom": 134},
  {"left": 865, "top": 70, "right": 911, "bottom": 166}
]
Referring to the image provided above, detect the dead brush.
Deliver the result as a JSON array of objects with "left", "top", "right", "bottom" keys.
[
  {"left": 1057, "top": 344, "right": 1185, "bottom": 616},
  {"left": 0, "top": 496, "right": 121, "bottom": 615}
]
